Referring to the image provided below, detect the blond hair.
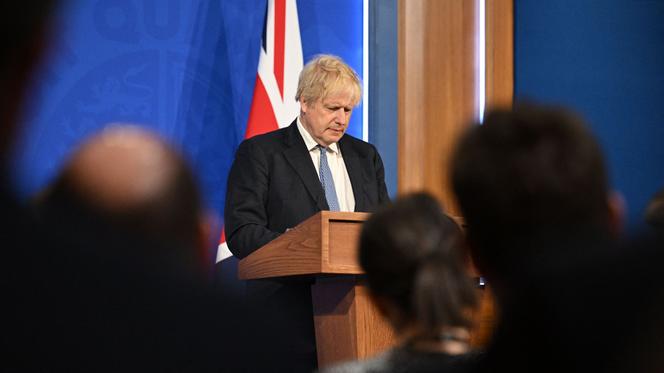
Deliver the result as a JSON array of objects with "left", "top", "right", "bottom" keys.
[{"left": 295, "top": 54, "right": 362, "bottom": 106}]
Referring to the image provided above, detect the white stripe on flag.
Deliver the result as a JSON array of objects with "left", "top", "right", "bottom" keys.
[
  {"left": 257, "top": 0, "right": 302, "bottom": 128},
  {"left": 216, "top": 241, "right": 233, "bottom": 263}
]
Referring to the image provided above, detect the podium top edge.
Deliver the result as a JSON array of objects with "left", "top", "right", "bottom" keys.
[{"left": 319, "top": 211, "right": 371, "bottom": 221}]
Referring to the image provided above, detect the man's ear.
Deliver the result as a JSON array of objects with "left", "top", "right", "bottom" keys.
[
  {"left": 608, "top": 190, "right": 626, "bottom": 238},
  {"left": 300, "top": 99, "right": 310, "bottom": 114}
]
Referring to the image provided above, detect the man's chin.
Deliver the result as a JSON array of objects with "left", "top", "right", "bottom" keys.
[
  {"left": 327, "top": 130, "right": 345, "bottom": 141},
  {"left": 327, "top": 135, "right": 343, "bottom": 144}
]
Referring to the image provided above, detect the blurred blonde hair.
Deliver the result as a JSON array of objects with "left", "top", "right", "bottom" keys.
[{"left": 295, "top": 54, "right": 362, "bottom": 106}]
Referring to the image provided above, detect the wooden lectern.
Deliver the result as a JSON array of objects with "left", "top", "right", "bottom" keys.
[{"left": 238, "top": 211, "right": 396, "bottom": 368}]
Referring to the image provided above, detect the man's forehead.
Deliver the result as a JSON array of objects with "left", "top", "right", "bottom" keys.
[{"left": 321, "top": 92, "right": 355, "bottom": 107}]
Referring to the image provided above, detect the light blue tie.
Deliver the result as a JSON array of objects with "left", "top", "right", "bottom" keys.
[{"left": 318, "top": 145, "right": 340, "bottom": 211}]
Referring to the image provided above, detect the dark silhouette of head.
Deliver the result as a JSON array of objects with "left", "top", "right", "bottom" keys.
[
  {"left": 40, "top": 125, "right": 208, "bottom": 268},
  {"left": 0, "top": 1, "right": 56, "bottom": 161},
  {"left": 359, "top": 193, "right": 477, "bottom": 337},
  {"left": 645, "top": 187, "right": 664, "bottom": 231},
  {"left": 451, "top": 104, "right": 619, "bottom": 289}
]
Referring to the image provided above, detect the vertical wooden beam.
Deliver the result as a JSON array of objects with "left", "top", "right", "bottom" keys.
[
  {"left": 398, "top": 0, "right": 513, "bottom": 212},
  {"left": 397, "top": 0, "right": 427, "bottom": 196},
  {"left": 398, "top": 0, "right": 478, "bottom": 217},
  {"left": 486, "top": 0, "right": 514, "bottom": 110}
]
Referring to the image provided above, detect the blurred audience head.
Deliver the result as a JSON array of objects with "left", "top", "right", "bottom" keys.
[
  {"left": 451, "top": 104, "right": 621, "bottom": 287},
  {"left": 0, "top": 1, "right": 57, "bottom": 160},
  {"left": 645, "top": 187, "right": 664, "bottom": 231},
  {"left": 359, "top": 193, "right": 477, "bottom": 342},
  {"left": 39, "top": 125, "right": 208, "bottom": 268}
]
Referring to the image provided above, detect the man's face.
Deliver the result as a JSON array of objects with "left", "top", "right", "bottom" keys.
[{"left": 300, "top": 91, "right": 355, "bottom": 147}]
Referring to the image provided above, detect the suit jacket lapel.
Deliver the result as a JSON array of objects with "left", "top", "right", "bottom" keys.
[
  {"left": 339, "top": 137, "right": 366, "bottom": 212},
  {"left": 283, "top": 121, "right": 329, "bottom": 211}
]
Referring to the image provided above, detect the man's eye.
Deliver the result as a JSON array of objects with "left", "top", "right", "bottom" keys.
[{"left": 326, "top": 106, "right": 351, "bottom": 113}]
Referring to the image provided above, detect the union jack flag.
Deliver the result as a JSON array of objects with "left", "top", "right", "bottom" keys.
[{"left": 217, "top": 0, "right": 303, "bottom": 262}]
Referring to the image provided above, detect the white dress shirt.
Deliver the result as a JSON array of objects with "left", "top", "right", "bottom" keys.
[{"left": 297, "top": 118, "right": 355, "bottom": 212}]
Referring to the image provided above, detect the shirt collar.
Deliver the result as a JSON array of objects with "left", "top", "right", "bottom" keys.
[{"left": 296, "top": 116, "right": 339, "bottom": 154}]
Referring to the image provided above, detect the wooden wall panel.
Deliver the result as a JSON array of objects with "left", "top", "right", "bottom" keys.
[
  {"left": 398, "top": 0, "right": 478, "bottom": 217},
  {"left": 486, "top": 0, "right": 514, "bottom": 109},
  {"left": 398, "top": 0, "right": 513, "bottom": 215}
]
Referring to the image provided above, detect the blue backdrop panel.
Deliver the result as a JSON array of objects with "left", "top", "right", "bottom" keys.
[
  {"left": 12, "top": 0, "right": 367, "bottom": 251},
  {"left": 515, "top": 0, "right": 664, "bottom": 230},
  {"left": 368, "top": 0, "right": 397, "bottom": 198},
  {"left": 298, "top": 0, "right": 365, "bottom": 140}
]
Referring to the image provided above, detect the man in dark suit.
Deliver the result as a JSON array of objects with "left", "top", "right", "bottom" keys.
[{"left": 225, "top": 55, "right": 389, "bottom": 371}]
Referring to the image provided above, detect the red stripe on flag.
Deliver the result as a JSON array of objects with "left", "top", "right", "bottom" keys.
[
  {"left": 274, "top": 0, "right": 286, "bottom": 99},
  {"left": 244, "top": 76, "right": 279, "bottom": 139},
  {"left": 218, "top": 227, "right": 226, "bottom": 244}
]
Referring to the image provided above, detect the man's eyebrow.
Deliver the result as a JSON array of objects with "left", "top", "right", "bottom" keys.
[{"left": 325, "top": 102, "right": 352, "bottom": 108}]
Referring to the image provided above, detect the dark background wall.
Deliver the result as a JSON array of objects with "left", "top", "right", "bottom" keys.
[{"left": 515, "top": 0, "right": 664, "bottom": 231}]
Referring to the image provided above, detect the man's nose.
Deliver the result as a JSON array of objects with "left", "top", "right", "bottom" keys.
[{"left": 334, "top": 108, "right": 346, "bottom": 124}]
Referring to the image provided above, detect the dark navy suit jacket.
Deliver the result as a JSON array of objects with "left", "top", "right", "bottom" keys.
[
  {"left": 225, "top": 120, "right": 389, "bottom": 259},
  {"left": 223, "top": 120, "right": 389, "bottom": 367}
]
